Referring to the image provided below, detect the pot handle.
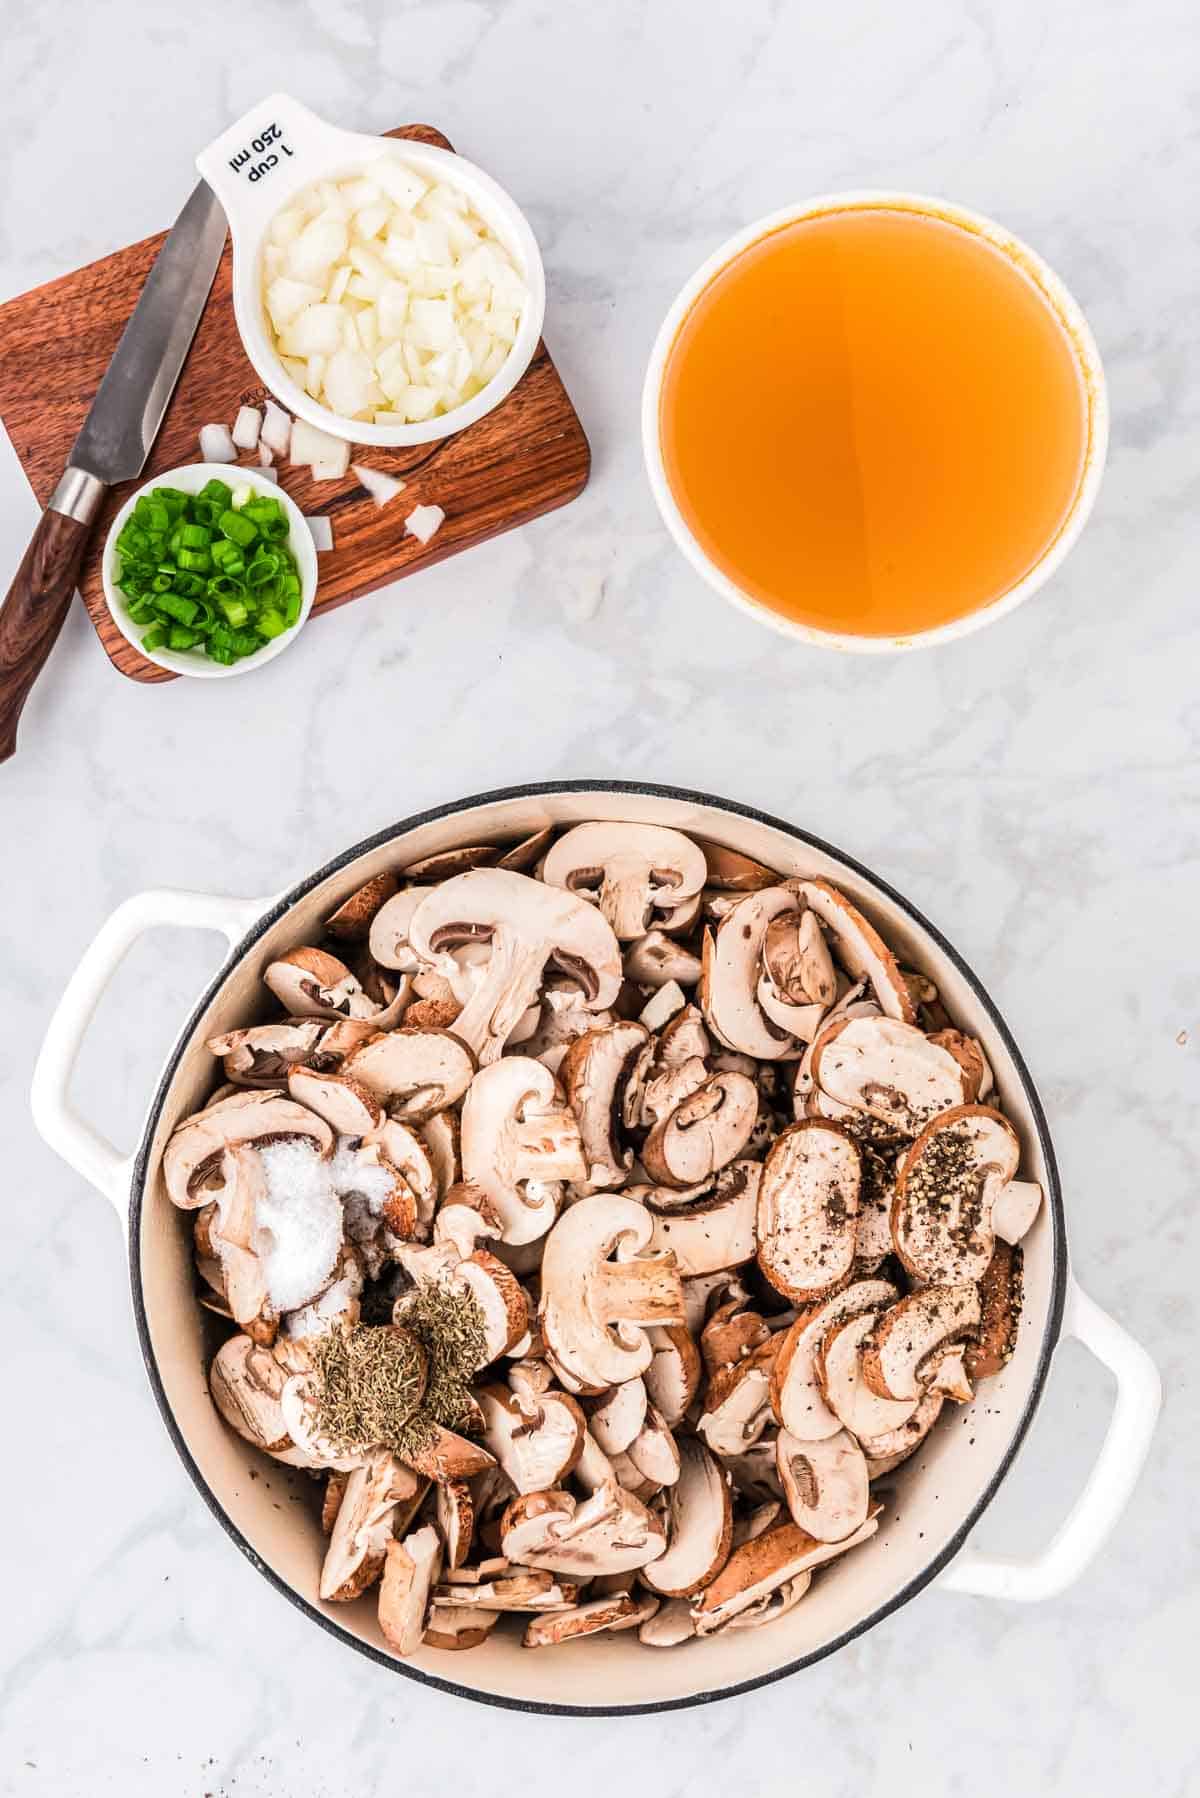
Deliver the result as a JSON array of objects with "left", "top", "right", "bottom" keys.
[
  {"left": 31, "top": 887, "right": 275, "bottom": 1220},
  {"left": 939, "top": 1276, "right": 1161, "bottom": 1601}
]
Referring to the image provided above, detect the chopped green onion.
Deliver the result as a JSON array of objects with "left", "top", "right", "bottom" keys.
[
  {"left": 257, "top": 607, "right": 287, "bottom": 639},
  {"left": 167, "top": 624, "right": 201, "bottom": 649},
  {"left": 142, "top": 623, "right": 169, "bottom": 652},
  {"left": 218, "top": 508, "right": 259, "bottom": 547}
]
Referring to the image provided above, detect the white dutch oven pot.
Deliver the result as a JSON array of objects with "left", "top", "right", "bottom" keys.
[{"left": 32, "top": 784, "right": 1160, "bottom": 1713}]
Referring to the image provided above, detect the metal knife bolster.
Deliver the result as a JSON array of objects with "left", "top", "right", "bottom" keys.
[{"left": 49, "top": 467, "right": 107, "bottom": 525}]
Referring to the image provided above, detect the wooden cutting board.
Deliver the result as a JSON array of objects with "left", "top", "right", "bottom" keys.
[{"left": 0, "top": 125, "right": 590, "bottom": 683}]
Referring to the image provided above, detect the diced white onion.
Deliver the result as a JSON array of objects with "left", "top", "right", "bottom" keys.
[
  {"left": 257, "top": 442, "right": 274, "bottom": 467},
  {"left": 255, "top": 466, "right": 279, "bottom": 484},
  {"left": 261, "top": 154, "right": 528, "bottom": 427},
  {"left": 231, "top": 405, "right": 262, "bottom": 450},
  {"left": 404, "top": 503, "right": 445, "bottom": 545},
  {"left": 291, "top": 419, "right": 350, "bottom": 477},
  {"left": 261, "top": 401, "right": 292, "bottom": 458},
  {"left": 306, "top": 515, "right": 334, "bottom": 552},
  {"left": 351, "top": 463, "right": 407, "bottom": 508},
  {"left": 199, "top": 423, "right": 238, "bottom": 464}
]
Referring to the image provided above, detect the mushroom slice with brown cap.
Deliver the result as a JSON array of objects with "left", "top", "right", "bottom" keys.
[
  {"left": 424, "top": 1605, "right": 500, "bottom": 1651},
  {"left": 540, "top": 1193, "right": 685, "bottom": 1388},
  {"left": 404, "top": 844, "right": 503, "bottom": 880},
  {"left": 209, "top": 1334, "right": 294, "bottom": 1454},
  {"left": 721, "top": 1571, "right": 811, "bottom": 1632},
  {"left": 623, "top": 931, "right": 703, "bottom": 988},
  {"left": 926, "top": 1028, "right": 988, "bottom": 1102},
  {"left": 638, "top": 1597, "right": 697, "bottom": 1647},
  {"left": 371, "top": 1119, "right": 440, "bottom": 1233},
  {"left": 642, "top": 1161, "right": 760, "bottom": 1277},
  {"left": 641, "top": 1438, "right": 732, "bottom": 1597},
  {"left": 561, "top": 1021, "right": 652, "bottom": 1190},
  {"left": 697, "top": 1336, "right": 779, "bottom": 1456},
  {"left": 644, "top": 1324, "right": 701, "bottom": 1427},
  {"left": 700, "top": 1291, "right": 769, "bottom": 1377},
  {"left": 420, "top": 1111, "right": 461, "bottom": 1200},
  {"left": 206, "top": 1145, "right": 274, "bottom": 1340},
  {"left": 586, "top": 1376, "right": 648, "bottom": 1456},
  {"left": 859, "top": 1387, "right": 945, "bottom": 1478},
  {"left": 409, "top": 870, "right": 623, "bottom": 1066},
  {"left": 626, "top": 1405, "right": 681, "bottom": 1487},
  {"left": 477, "top": 1382, "right": 585, "bottom": 1493},
  {"left": 523, "top": 1591, "right": 655, "bottom": 1647},
  {"left": 455, "top": 1253, "right": 529, "bottom": 1365},
  {"left": 793, "top": 880, "right": 916, "bottom": 1023},
  {"left": 542, "top": 822, "right": 708, "bottom": 940},
  {"left": 696, "top": 839, "right": 779, "bottom": 893},
  {"left": 432, "top": 1568, "right": 579, "bottom": 1611},
  {"left": 814, "top": 1311, "right": 919, "bottom": 1439},
  {"left": 756, "top": 1119, "right": 861, "bottom": 1304},
  {"left": 264, "top": 947, "right": 383, "bottom": 1021},
  {"left": 377, "top": 1523, "right": 443, "bottom": 1654},
  {"left": 692, "top": 1508, "right": 881, "bottom": 1634},
  {"left": 496, "top": 826, "right": 556, "bottom": 873},
  {"left": 286, "top": 1066, "right": 382, "bottom": 1136},
  {"left": 699, "top": 889, "right": 806, "bottom": 1060},
  {"left": 164, "top": 1091, "right": 333, "bottom": 1211},
  {"left": 368, "top": 887, "right": 432, "bottom": 973},
  {"left": 321, "top": 1450, "right": 422, "bottom": 1602},
  {"left": 401, "top": 1425, "right": 496, "bottom": 1483},
  {"left": 341, "top": 1028, "right": 475, "bottom": 1121},
  {"left": 965, "top": 1240, "right": 1024, "bottom": 1380},
  {"left": 500, "top": 1482, "right": 668, "bottom": 1577},
  {"left": 642, "top": 1072, "right": 758, "bottom": 1188},
  {"left": 861, "top": 1283, "right": 983, "bottom": 1402},
  {"left": 207, "top": 1020, "right": 327, "bottom": 1087},
  {"left": 461, "top": 1057, "right": 586, "bottom": 1245},
  {"left": 324, "top": 870, "right": 400, "bottom": 942},
  {"left": 769, "top": 1279, "right": 898, "bottom": 1441},
  {"left": 893, "top": 1104, "right": 1021, "bottom": 1284},
  {"left": 776, "top": 1428, "right": 870, "bottom": 1542},
  {"left": 757, "top": 907, "right": 837, "bottom": 1040},
  {"left": 811, "top": 1014, "right": 972, "bottom": 1135}
]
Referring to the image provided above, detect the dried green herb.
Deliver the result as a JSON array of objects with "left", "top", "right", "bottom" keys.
[{"left": 308, "top": 1277, "right": 487, "bottom": 1462}]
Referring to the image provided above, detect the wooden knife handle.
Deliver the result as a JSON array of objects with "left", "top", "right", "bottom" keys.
[{"left": 0, "top": 503, "right": 96, "bottom": 763}]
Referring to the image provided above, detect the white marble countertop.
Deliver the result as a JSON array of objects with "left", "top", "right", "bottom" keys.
[{"left": 1, "top": 1, "right": 1194, "bottom": 1792}]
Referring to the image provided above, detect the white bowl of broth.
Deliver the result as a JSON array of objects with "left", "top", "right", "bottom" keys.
[{"left": 642, "top": 192, "right": 1108, "bottom": 652}]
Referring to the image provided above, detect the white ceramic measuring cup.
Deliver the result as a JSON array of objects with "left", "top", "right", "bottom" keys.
[{"left": 196, "top": 93, "right": 546, "bottom": 449}]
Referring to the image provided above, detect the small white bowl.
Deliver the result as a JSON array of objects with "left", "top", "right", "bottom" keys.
[
  {"left": 196, "top": 94, "right": 547, "bottom": 449},
  {"left": 642, "top": 190, "right": 1109, "bottom": 654},
  {"left": 102, "top": 463, "right": 318, "bottom": 679}
]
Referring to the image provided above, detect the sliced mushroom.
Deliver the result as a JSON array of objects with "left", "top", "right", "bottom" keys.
[
  {"left": 993, "top": 1177, "right": 1043, "bottom": 1246},
  {"left": 341, "top": 1028, "right": 475, "bottom": 1121},
  {"left": 859, "top": 1387, "right": 945, "bottom": 1477},
  {"left": 623, "top": 931, "right": 703, "bottom": 988},
  {"left": 893, "top": 1105, "right": 1021, "bottom": 1283},
  {"left": 286, "top": 1066, "right": 382, "bottom": 1136},
  {"left": 814, "top": 1310, "right": 919, "bottom": 1439},
  {"left": 208, "top": 1334, "right": 293, "bottom": 1454},
  {"left": 432, "top": 1568, "right": 578, "bottom": 1610},
  {"left": 378, "top": 1523, "right": 443, "bottom": 1654},
  {"left": 206, "top": 1020, "right": 327, "bottom": 1087},
  {"left": 696, "top": 839, "right": 779, "bottom": 893},
  {"left": 638, "top": 1597, "right": 698, "bottom": 1646},
  {"left": 542, "top": 822, "right": 707, "bottom": 940},
  {"left": 862, "top": 1284, "right": 983, "bottom": 1402},
  {"left": 641, "top": 1161, "right": 760, "bottom": 1277},
  {"left": 769, "top": 1279, "right": 898, "bottom": 1441},
  {"left": 792, "top": 881, "right": 915, "bottom": 1022},
  {"left": 644, "top": 1323, "right": 702, "bottom": 1427},
  {"left": 435, "top": 1478, "right": 475, "bottom": 1569},
  {"left": 756, "top": 1120, "right": 861, "bottom": 1303},
  {"left": 642, "top": 1072, "right": 758, "bottom": 1188},
  {"left": 461, "top": 1056, "right": 586, "bottom": 1246},
  {"left": 424, "top": 1605, "right": 500, "bottom": 1650},
  {"left": 854, "top": 1142, "right": 898, "bottom": 1269},
  {"left": 699, "top": 889, "right": 807, "bottom": 1059},
  {"left": 420, "top": 1110, "right": 461, "bottom": 1199},
  {"left": 539, "top": 1193, "right": 684, "bottom": 1390},
  {"left": 163, "top": 1090, "right": 333, "bottom": 1211},
  {"left": 368, "top": 887, "right": 432, "bottom": 973},
  {"left": 626, "top": 1405, "right": 681, "bottom": 1487},
  {"left": 455, "top": 1252, "right": 530, "bottom": 1365},
  {"left": 264, "top": 947, "right": 382, "bottom": 1021},
  {"left": 757, "top": 907, "right": 837, "bottom": 1040},
  {"left": 321, "top": 1450, "right": 421, "bottom": 1602},
  {"left": 477, "top": 1382, "right": 585, "bottom": 1493},
  {"left": 692, "top": 1509, "right": 881, "bottom": 1633},
  {"left": 500, "top": 1483, "right": 667, "bottom": 1576},
  {"left": 964, "top": 1240, "right": 1023, "bottom": 1380},
  {"left": 408, "top": 870, "right": 623, "bottom": 1065},
  {"left": 400, "top": 1425, "right": 496, "bottom": 1483},
  {"left": 776, "top": 1428, "right": 870, "bottom": 1542},
  {"left": 721, "top": 1570, "right": 811, "bottom": 1631},
  {"left": 811, "top": 1014, "right": 971, "bottom": 1135},
  {"left": 523, "top": 1591, "right": 654, "bottom": 1647},
  {"left": 697, "top": 1337, "right": 778, "bottom": 1456},
  {"left": 641, "top": 1438, "right": 732, "bottom": 1596},
  {"left": 561, "top": 1021, "right": 652, "bottom": 1190},
  {"left": 324, "top": 870, "right": 400, "bottom": 942},
  {"left": 586, "top": 1377, "right": 648, "bottom": 1456}
]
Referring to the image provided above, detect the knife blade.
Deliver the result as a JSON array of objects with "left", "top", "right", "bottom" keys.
[{"left": 0, "top": 180, "right": 228, "bottom": 762}]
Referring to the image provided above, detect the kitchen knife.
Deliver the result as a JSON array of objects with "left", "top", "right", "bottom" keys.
[{"left": 0, "top": 181, "right": 228, "bottom": 762}]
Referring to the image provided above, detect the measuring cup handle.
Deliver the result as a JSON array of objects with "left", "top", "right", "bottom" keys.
[{"left": 195, "top": 93, "right": 359, "bottom": 244}]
